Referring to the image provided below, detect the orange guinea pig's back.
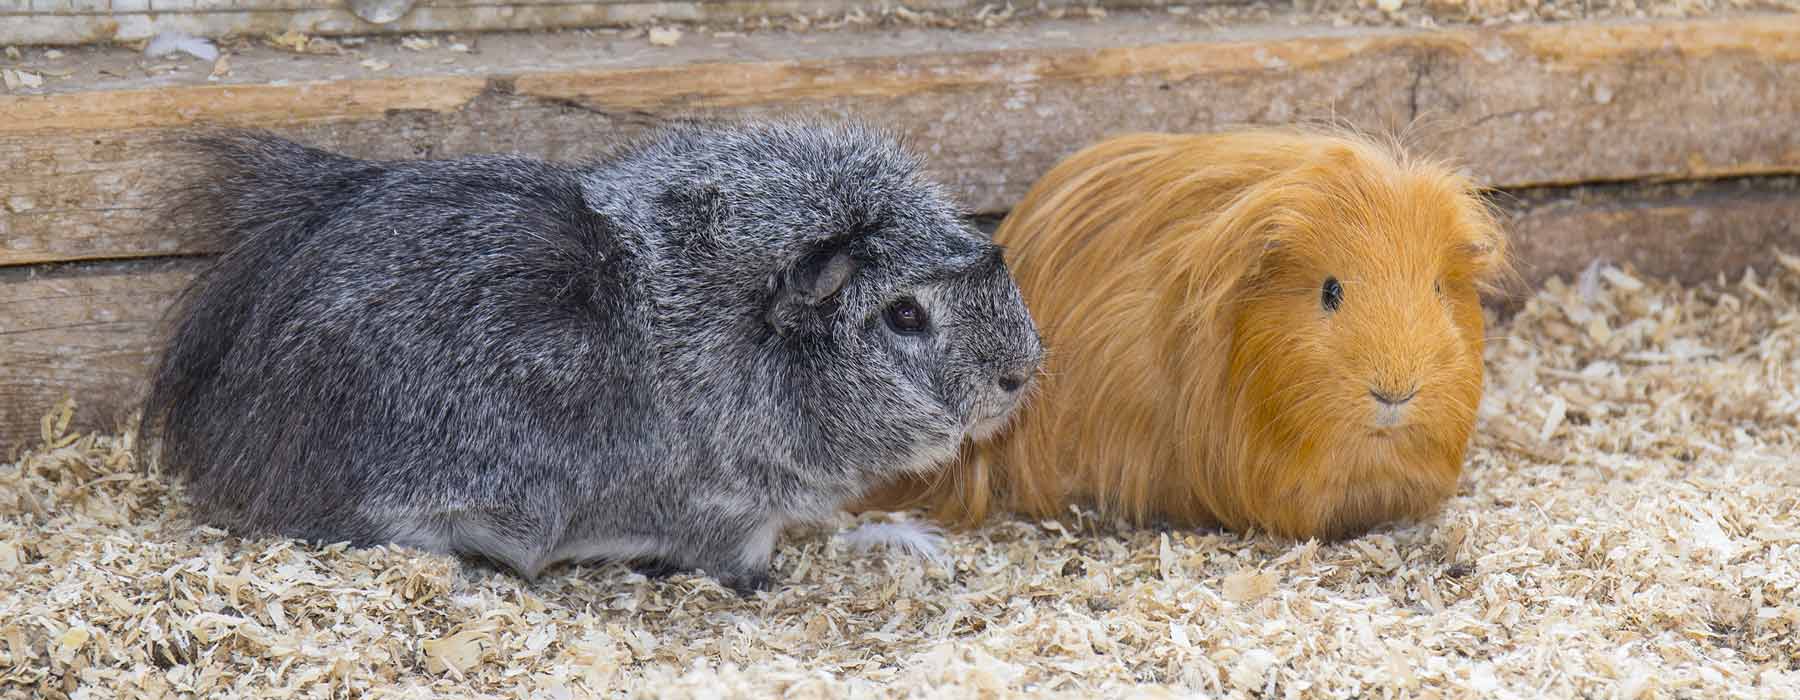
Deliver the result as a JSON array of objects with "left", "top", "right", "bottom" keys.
[{"left": 856, "top": 128, "right": 1510, "bottom": 541}]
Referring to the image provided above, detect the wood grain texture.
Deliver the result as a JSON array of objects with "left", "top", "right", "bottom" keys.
[
  {"left": 4, "top": 180, "right": 1796, "bottom": 451},
  {"left": 2, "top": 14, "right": 1797, "bottom": 266},
  {"left": 1504, "top": 177, "right": 1800, "bottom": 291},
  {"left": 0, "top": 0, "right": 1189, "bottom": 45},
  {"left": 0, "top": 258, "right": 198, "bottom": 453}
]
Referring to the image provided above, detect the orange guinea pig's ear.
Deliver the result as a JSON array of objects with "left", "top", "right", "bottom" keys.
[
  {"left": 1155, "top": 186, "right": 1289, "bottom": 334},
  {"left": 1248, "top": 238, "right": 1284, "bottom": 278},
  {"left": 1210, "top": 182, "right": 1295, "bottom": 287}
]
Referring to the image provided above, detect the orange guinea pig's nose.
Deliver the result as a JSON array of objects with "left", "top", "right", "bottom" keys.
[{"left": 1370, "top": 387, "right": 1418, "bottom": 406}]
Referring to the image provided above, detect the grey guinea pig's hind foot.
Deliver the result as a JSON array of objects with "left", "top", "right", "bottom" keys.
[
  {"left": 622, "top": 558, "right": 770, "bottom": 596},
  {"left": 624, "top": 558, "right": 686, "bottom": 580},
  {"left": 619, "top": 558, "right": 768, "bottom": 596},
  {"left": 456, "top": 553, "right": 527, "bottom": 583}
]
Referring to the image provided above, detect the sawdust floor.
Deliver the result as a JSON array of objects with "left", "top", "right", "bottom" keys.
[{"left": 3, "top": 257, "right": 1797, "bottom": 699}]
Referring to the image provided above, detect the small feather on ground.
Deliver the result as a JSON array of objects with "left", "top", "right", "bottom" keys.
[
  {"left": 836, "top": 520, "right": 951, "bottom": 568},
  {"left": 142, "top": 33, "right": 220, "bottom": 62}
]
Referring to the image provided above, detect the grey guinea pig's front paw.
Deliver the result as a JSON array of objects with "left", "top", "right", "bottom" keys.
[
  {"left": 626, "top": 557, "right": 770, "bottom": 595},
  {"left": 717, "top": 570, "right": 774, "bottom": 597},
  {"left": 458, "top": 553, "right": 520, "bottom": 582}
]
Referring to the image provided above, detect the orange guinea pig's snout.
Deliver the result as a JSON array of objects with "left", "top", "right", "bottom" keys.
[
  {"left": 1353, "top": 299, "right": 1460, "bottom": 432},
  {"left": 1367, "top": 383, "right": 1420, "bottom": 429}
]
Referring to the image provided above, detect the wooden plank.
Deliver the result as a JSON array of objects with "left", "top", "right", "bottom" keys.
[
  {"left": 0, "top": 0, "right": 1176, "bottom": 45},
  {"left": 0, "top": 258, "right": 197, "bottom": 453},
  {"left": 1504, "top": 177, "right": 1800, "bottom": 290},
  {"left": 1, "top": 15, "right": 1796, "bottom": 268},
  {"left": 4, "top": 179, "right": 1797, "bottom": 451}
]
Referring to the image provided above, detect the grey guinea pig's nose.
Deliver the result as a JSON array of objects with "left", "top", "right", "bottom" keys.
[{"left": 1370, "top": 388, "right": 1418, "bottom": 406}]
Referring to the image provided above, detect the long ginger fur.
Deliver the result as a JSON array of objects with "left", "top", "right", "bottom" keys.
[{"left": 856, "top": 127, "right": 1511, "bottom": 540}]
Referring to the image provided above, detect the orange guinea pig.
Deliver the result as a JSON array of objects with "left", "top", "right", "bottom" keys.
[{"left": 856, "top": 127, "right": 1511, "bottom": 541}]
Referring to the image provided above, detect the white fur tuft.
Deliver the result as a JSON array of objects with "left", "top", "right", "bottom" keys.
[{"left": 837, "top": 521, "right": 949, "bottom": 567}]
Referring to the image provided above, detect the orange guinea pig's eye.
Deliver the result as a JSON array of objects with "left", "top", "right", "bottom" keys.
[{"left": 1321, "top": 276, "right": 1344, "bottom": 312}]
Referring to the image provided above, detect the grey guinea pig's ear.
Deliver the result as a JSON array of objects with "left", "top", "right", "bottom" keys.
[
  {"left": 656, "top": 180, "right": 725, "bottom": 235},
  {"left": 767, "top": 240, "right": 859, "bottom": 336}
]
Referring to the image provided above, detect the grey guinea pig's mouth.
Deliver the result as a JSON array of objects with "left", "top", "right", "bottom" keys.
[
  {"left": 968, "top": 414, "right": 1009, "bottom": 441},
  {"left": 966, "top": 400, "right": 1026, "bottom": 441}
]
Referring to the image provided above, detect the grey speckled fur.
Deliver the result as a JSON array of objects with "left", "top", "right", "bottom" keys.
[{"left": 138, "top": 121, "right": 1043, "bottom": 593}]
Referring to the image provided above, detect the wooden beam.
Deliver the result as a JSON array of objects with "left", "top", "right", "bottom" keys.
[
  {"left": 0, "top": 258, "right": 198, "bottom": 454},
  {"left": 0, "top": 0, "right": 1177, "bottom": 46},
  {"left": 1504, "top": 177, "right": 1800, "bottom": 291},
  {"left": 4, "top": 177, "right": 1797, "bottom": 451},
  {"left": 2, "top": 14, "right": 1797, "bottom": 267}
]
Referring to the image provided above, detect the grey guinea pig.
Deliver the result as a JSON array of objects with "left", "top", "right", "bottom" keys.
[{"left": 138, "top": 120, "right": 1044, "bottom": 593}]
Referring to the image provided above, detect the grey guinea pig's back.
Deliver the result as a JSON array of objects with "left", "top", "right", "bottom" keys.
[{"left": 142, "top": 133, "right": 662, "bottom": 569}]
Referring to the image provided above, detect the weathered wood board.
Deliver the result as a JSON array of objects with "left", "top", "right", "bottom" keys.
[
  {"left": 1503, "top": 177, "right": 1800, "bottom": 292},
  {"left": 0, "top": 0, "right": 1184, "bottom": 46},
  {"left": 0, "top": 258, "right": 197, "bottom": 454},
  {"left": 5, "top": 180, "right": 1797, "bottom": 451},
  {"left": 3, "top": 14, "right": 1798, "bottom": 267}
]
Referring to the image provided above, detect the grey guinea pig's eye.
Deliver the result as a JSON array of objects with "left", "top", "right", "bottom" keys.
[
  {"left": 1321, "top": 276, "right": 1344, "bottom": 312},
  {"left": 884, "top": 297, "right": 930, "bottom": 334}
]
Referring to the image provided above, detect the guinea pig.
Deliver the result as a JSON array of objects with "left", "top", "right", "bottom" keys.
[
  {"left": 856, "top": 127, "right": 1509, "bottom": 541},
  {"left": 137, "top": 121, "right": 1044, "bottom": 593}
]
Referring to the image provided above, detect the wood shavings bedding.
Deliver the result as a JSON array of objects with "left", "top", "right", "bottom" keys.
[{"left": 3, "top": 258, "right": 1797, "bottom": 699}]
